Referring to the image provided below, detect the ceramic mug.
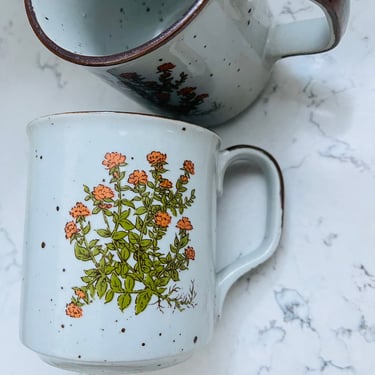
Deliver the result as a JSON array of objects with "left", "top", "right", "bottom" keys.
[
  {"left": 24, "top": 0, "right": 350, "bottom": 127},
  {"left": 20, "top": 112, "right": 284, "bottom": 374}
]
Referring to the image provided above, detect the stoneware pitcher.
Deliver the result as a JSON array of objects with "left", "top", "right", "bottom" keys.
[{"left": 24, "top": 0, "right": 350, "bottom": 126}]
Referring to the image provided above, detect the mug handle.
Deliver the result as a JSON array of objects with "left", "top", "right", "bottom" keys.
[
  {"left": 266, "top": 0, "right": 350, "bottom": 59},
  {"left": 215, "top": 145, "right": 284, "bottom": 318}
]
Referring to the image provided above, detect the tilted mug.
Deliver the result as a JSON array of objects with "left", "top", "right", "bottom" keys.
[
  {"left": 20, "top": 112, "right": 284, "bottom": 374},
  {"left": 24, "top": 0, "right": 350, "bottom": 126}
]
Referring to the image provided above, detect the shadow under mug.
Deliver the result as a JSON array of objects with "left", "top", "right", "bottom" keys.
[
  {"left": 24, "top": 0, "right": 350, "bottom": 127},
  {"left": 20, "top": 112, "right": 284, "bottom": 374}
]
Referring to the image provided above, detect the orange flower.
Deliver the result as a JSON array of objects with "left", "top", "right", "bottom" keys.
[
  {"left": 147, "top": 151, "right": 167, "bottom": 165},
  {"left": 70, "top": 202, "right": 91, "bottom": 219},
  {"left": 65, "top": 303, "right": 83, "bottom": 318},
  {"left": 128, "top": 170, "right": 148, "bottom": 185},
  {"left": 93, "top": 184, "right": 114, "bottom": 201},
  {"left": 185, "top": 247, "right": 196, "bottom": 260},
  {"left": 179, "top": 175, "right": 189, "bottom": 184},
  {"left": 157, "top": 62, "right": 176, "bottom": 72},
  {"left": 154, "top": 211, "right": 172, "bottom": 227},
  {"left": 65, "top": 221, "right": 79, "bottom": 239},
  {"left": 176, "top": 217, "right": 193, "bottom": 231},
  {"left": 178, "top": 87, "right": 196, "bottom": 96},
  {"left": 183, "top": 160, "right": 195, "bottom": 175},
  {"left": 75, "top": 289, "right": 86, "bottom": 299},
  {"left": 160, "top": 179, "right": 173, "bottom": 189},
  {"left": 102, "top": 152, "right": 126, "bottom": 169}
]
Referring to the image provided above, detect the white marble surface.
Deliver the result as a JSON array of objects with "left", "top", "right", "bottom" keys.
[{"left": 1, "top": 0, "right": 375, "bottom": 374}]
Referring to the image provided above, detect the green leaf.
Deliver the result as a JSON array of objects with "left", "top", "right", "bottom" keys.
[
  {"left": 118, "top": 293, "right": 132, "bottom": 312},
  {"left": 140, "top": 239, "right": 152, "bottom": 250},
  {"left": 122, "top": 199, "right": 135, "bottom": 209},
  {"left": 119, "top": 219, "right": 135, "bottom": 230},
  {"left": 121, "top": 247, "right": 130, "bottom": 261},
  {"left": 96, "top": 229, "right": 112, "bottom": 238},
  {"left": 135, "top": 216, "right": 144, "bottom": 232},
  {"left": 135, "top": 290, "right": 153, "bottom": 315},
  {"left": 170, "top": 245, "right": 177, "bottom": 254},
  {"left": 125, "top": 276, "right": 135, "bottom": 292},
  {"left": 92, "top": 206, "right": 101, "bottom": 215},
  {"left": 82, "top": 222, "right": 91, "bottom": 235},
  {"left": 74, "top": 243, "right": 91, "bottom": 261},
  {"left": 144, "top": 275, "right": 155, "bottom": 289},
  {"left": 158, "top": 277, "right": 171, "bottom": 287},
  {"left": 120, "top": 209, "right": 130, "bottom": 220},
  {"left": 81, "top": 276, "right": 93, "bottom": 283},
  {"left": 88, "top": 239, "right": 99, "bottom": 248},
  {"left": 128, "top": 232, "right": 140, "bottom": 244},
  {"left": 171, "top": 270, "right": 180, "bottom": 282},
  {"left": 103, "top": 209, "right": 113, "bottom": 216},
  {"left": 96, "top": 277, "right": 108, "bottom": 298},
  {"left": 92, "top": 246, "right": 101, "bottom": 257},
  {"left": 112, "top": 231, "right": 128, "bottom": 240},
  {"left": 179, "top": 235, "right": 189, "bottom": 248},
  {"left": 134, "top": 206, "right": 147, "bottom": 215},
  {"left": 105, "top": 265, "right": 115, "bottom": 275},
  {"left": 110, "top": 274, "right": 123, "bottom": 293},
  {"left": 84, "top": 268, "right": 98, "bottom": 276},
  {"left": 105, "top": 289, "right": 115, "bottom": 304},
  {"left": 83, "top": 185, "right": 90, "bottom": 194}
]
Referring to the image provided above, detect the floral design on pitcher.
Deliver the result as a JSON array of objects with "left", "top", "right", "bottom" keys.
[
  {"left": 64, "top": 151, "right": 197, "bottom": 318},
  {"left": 118, "top": 62, "right": 220, "bottom": 116}
]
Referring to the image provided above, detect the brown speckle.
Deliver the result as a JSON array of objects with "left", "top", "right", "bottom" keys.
[{"left": 41, "top": 242, "right": 46, "bottom": 248}]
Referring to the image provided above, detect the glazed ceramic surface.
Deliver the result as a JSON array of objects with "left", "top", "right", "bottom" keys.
[
  {"left": 24, "top": 0, "right": 350, "bottom": 126},
  {"left": 20, "top": 112, "right": 283, "bottom": 374}
]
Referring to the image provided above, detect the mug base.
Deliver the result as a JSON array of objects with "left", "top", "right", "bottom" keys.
[{"left": 39, "top": 352, "right": 193, "bottom": 374}]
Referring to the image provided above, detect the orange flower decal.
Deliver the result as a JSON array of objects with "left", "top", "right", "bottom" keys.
[
  {"left": 178, "top": 87, "right": 197, "bottom": 96},
  {"left": 176, "top": 217, "right": 193, "bottom": 231},
  {"left": 183, "top": 160, "right": 195, "bottom": 175},
  {"left": 102, "top": 152, "right": 126, "bottom": 169},
  {"left": 185, "top": 247, "right": 195, "bottom": 260},
  {"left": 93, "top": 184, "right": 114, "bottom": 201},
  {"left": 128, "top": 170, "right": 148, "bottom": 185},
  {"left": 157, "top": 62, "right": 176, "bottom": 72},
  {"left": 65, "top": 303, "right": 83, "bottom": 318},
  {"left": 70, "top": 202, "right": 91, "bottom": 219},
  {"left": 154, "top": 211, "right": 172, "bottom": 227},
  {"left": 147, "top": 151, "right": 167, "bottom": 165},
  {"left": 75, "top": 289, "right": 86, "bottom": 299},
  {"left": 160, "top": 179, "right": 173, "bottom": 189},
  {"left": 65, "top": 221, "right": 79, "bottom": 239},
  {"left": 179, "top": 175, "right": 189, "bottom": 184}
]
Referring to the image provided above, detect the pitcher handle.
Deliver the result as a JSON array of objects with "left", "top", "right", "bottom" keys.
[
  {"left": 215, "top": 145, "right": 284, "bottom": 318},
  {"left": 266, "top": 0, "right": 350, "bottom": 59}
]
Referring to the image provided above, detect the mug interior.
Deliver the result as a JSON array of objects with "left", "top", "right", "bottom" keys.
[{"left": 29, "top": 0, "right": 197, "bottom": 57}]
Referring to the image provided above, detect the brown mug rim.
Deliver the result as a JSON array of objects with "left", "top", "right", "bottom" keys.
[{"left": 24, "top": 0, "right": 208, "bottom": 67}]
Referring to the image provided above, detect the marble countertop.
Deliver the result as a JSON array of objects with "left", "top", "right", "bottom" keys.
[{"left": 1, "top": 0, "right": 374, "bottom": 374}]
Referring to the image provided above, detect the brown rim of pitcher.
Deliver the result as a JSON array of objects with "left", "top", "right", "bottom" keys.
[
  {"left": 24, "top": 0, "right": 350, "bottom": 67},
  {"left": 24, "top": 0, "right": 209, "bottom": 67}
]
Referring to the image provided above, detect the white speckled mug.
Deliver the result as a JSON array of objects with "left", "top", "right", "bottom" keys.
[
  {"left": 24, "top": 0, "right": 350, "bottom": 126},
  {"left": 20, "top": 112, "right": 284, "bottom": 374}
]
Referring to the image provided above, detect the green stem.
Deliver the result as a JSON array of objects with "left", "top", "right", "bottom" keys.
[{"left": 78, "top": 220, "right": 100, "bottom": 268}]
